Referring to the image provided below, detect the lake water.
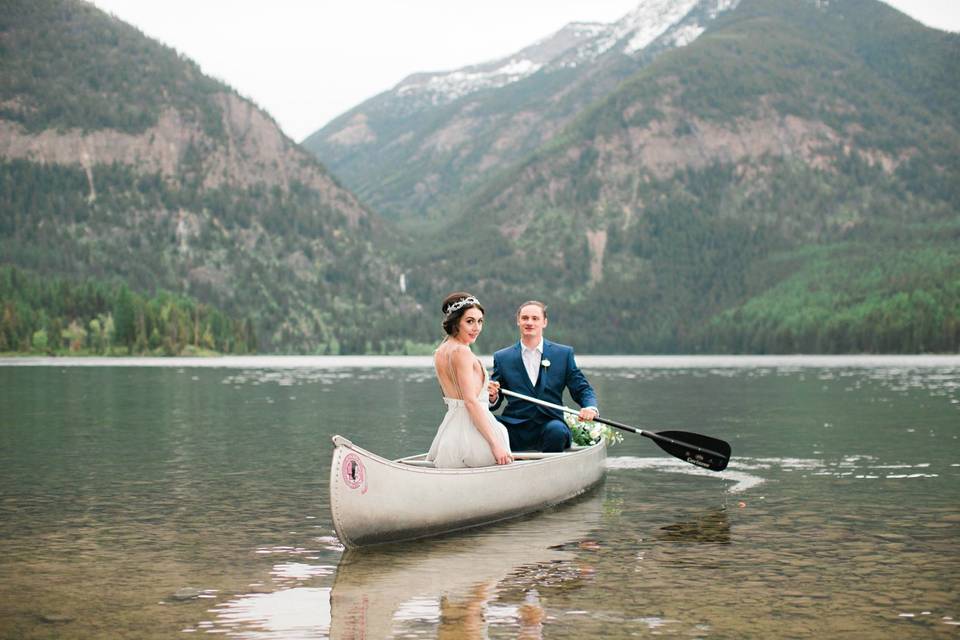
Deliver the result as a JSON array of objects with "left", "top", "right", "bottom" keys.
[{"left": 1, "top": 355, "right": 958, "bottom": 638}]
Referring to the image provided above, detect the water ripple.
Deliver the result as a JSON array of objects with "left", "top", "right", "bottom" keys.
[
  {"left": 606, "top": 456, "right": 769, "bottom": 493},
  {"left": 609, "top": 454, "right": 950, "bottom": 493}
]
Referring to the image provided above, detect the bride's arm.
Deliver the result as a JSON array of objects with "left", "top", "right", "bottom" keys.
[{"left": 451, "top": 348, "right": 512, "bottom": 465}]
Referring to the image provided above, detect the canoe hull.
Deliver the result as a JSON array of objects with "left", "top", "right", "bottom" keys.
[{"left": 329, "top": 435, "right": 606, "bottom": 548}]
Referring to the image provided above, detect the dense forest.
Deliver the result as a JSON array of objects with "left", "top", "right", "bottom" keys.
[
  {"left": 0, "top": 266, "right": 255, "bottom": 355},
  {"left": 695, "top": 245, "right": 960, "bottom": 353}
]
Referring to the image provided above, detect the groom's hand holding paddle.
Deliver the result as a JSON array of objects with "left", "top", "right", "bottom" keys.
[{"left": 487, "top": 379, "right": 500, "bottom": 404}]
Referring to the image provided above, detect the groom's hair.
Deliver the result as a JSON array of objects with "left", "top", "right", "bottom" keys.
[{"left": 516, "top": 300, "right": 547, "bottom": 318}]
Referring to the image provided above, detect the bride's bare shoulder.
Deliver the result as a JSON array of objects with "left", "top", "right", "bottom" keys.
[
  {"left": 435, "top": 341, "right": 462, "bottom": 359},
  {"left": 437, "top": 340, "right": 465, "bottom": 355},
  {"left": 436, "top": 343, "right": 475, "bottom": 368}
]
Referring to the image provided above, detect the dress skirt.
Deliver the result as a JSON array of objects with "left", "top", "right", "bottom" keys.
[{"left": 426, "top": 397, "right": 511, "bottom": 468}]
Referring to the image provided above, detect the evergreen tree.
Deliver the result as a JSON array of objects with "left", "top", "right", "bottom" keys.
[{"left": 113, "top": 285, "right": 136, "bottom": 352}]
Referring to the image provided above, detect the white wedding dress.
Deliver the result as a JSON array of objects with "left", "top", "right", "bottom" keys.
[{"left": 427, "top": 361, "right": 511, "bottom": 468}]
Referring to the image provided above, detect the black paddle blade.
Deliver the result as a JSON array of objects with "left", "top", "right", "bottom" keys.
[{"left": 644, "top": 430, "right": 731, "bottom": 472}]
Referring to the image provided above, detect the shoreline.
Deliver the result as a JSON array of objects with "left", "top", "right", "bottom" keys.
[{"left": 2, "top": 353, "right": 959, "bottom": 369}]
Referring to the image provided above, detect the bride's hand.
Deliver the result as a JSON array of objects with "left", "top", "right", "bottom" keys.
[{"left": 492, "top": 444, "right": 512, "bottom": 465}]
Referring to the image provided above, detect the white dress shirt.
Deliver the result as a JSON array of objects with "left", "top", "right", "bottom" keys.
[{"left": 521, "top": 339, "right": 543, "bottom": 386}]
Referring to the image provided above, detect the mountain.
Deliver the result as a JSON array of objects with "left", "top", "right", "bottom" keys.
[
  {"left": 3, "top": 0, "right": 957, "bottom": 356},
  {"left": 394, "top": 0, "right": 960, "bottom": 353},
  {"left": 0, "top": 0, "right": 426, "bottom": 354},
  {"left": 304, "top": 0, "right": 740, "bottom": 224}
]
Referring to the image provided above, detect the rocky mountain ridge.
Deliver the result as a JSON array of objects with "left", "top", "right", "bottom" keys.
[
  {"left": 304, "top": 0, "right": 740, "bottom": 223},
  {"left": 1, "top": 93, "right": 360, "bottom": 218}
]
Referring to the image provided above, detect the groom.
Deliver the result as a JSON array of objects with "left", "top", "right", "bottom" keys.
[{"left": 489, "top": 301, "right": 598, "bottom": 452}]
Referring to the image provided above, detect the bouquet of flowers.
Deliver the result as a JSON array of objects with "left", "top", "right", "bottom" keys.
[{"left": 564, "top": 413, "right": 623, "bottom": 447}]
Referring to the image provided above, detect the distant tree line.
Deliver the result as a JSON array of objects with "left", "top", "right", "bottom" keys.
[
  {"left": 0, "top": 266, "right": 256, "bottom": 355},
  {"left": 692, "top": 246, "right": 960, "bottom": 354}
]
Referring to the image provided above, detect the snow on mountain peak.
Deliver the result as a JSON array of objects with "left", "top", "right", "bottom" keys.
[
  {"left": 620, "top": 0, "right": 741, "bottom": 54},
  {"left": 394, "top": 0, "right": 738, "bottom": 104},
  {"left": 619, "top": 0, "right": 701, "bottom": 54},
  {"left": 397, "top": 58, "right": 544, "bottom": 101}
]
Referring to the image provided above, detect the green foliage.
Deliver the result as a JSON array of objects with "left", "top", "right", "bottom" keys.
[
  {"left": 696, "top": 245, "right": 960, "bottom": 353},
  {"left": 113, "top": 285, "right": 136, "bottom": 351},
  {"left": 565, "top": 413, "right": 623, "bottom": 447},
  {"left": 0, "top": 265, "right": 256, "bottom": 355}
]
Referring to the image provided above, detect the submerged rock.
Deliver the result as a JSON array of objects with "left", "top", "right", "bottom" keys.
[
  {"left": 171, "top": 588, "right": 202, "bottom": 601},
  {"left": 38, "top": 613, "right": 74, "bottom": 624}
]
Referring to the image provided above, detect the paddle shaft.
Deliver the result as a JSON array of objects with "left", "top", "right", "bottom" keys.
[{"left": 499, "top": 388, "right": 729, "bottom": 465}]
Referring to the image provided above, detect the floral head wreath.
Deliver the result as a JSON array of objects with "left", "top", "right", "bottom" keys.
[{"left": 444, "top": 296, "right": 480, "bottom": 316}]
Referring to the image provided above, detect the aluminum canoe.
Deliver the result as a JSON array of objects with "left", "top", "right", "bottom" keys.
[{"left": 328, "top": 434, "right": 606, "bottom": 548}]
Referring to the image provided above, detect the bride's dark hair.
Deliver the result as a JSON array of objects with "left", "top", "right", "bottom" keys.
[{"left": 441, "top": 292, "right": 485, "bottom": 336}]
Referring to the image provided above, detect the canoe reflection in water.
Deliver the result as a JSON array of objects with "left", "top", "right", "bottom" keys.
[
  {"left": 204, "top": 497, "right": 732, "bottom": 637},
  {"left": 330, "top": 491, "right": 605, "bottom": 639}
]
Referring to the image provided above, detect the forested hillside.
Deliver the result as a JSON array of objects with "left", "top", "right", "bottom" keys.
[
  {"left": 0, "top": 0, "right": 425, "bottom": 354},
  {"left": 396, "top": 0, "right": 960, "bottom": 354}
]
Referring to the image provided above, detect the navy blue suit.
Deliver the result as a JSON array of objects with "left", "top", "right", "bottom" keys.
[{"left": 491, "top": 339, "right": 597, "bottom": 452}]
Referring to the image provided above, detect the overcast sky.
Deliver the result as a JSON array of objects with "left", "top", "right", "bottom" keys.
[{"left": 89, "top": 0, "right": 960, "bottom": 142}]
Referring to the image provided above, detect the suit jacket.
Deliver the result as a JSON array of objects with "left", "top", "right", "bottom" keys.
[{"left": 491, "top": 339, "right": 597, "bottom": 427}]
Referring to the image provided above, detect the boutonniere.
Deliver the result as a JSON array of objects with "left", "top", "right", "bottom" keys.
[{"left": 541, "top": 358, "right": 551, "bottom": 368}]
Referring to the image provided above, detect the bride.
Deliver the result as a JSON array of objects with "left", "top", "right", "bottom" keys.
[{"left": 427, "top": 292, "right": 513, "bottom": 468}]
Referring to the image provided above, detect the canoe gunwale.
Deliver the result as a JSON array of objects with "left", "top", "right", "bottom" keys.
[{"left": 335, "top": 435, "right": 603, "bottom": 475}]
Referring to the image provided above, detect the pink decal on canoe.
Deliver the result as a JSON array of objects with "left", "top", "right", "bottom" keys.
[{"left": 342, "top": 453, "right": 367, "bottom": 493}]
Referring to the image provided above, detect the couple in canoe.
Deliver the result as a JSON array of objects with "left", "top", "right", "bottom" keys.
[{"left": 427, "top": 292, "right": 599, "bottom": 469}]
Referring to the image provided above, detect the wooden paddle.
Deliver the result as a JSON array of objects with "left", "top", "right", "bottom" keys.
[{"left": 500, "top": 388, "right": 731, "bottom": 472}]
